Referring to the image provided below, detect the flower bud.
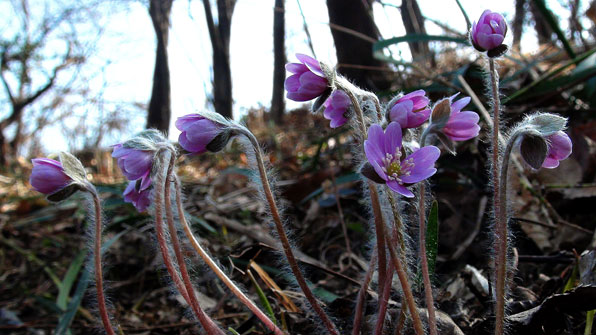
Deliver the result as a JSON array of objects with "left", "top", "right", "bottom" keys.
[
  {"left": 387, "top": 90, "right": 431, "bottom": 129},
  {"left": 123, "top": 180, "right": 152, "bottom": 212},
  {"left": 323, "top": 90, "right": 351, "bottom": 128},
  {"left": 285, "top": 54, "right": 329, "bottom": 102},
  {"left": 176, "top": 114, "right": 231, "bottom": 154},
  {"left": 471, "top": 10, "right": 508, "bottom": 56},
  {"left": 30, "top": 158, "right": 73, "bottom": 195}
]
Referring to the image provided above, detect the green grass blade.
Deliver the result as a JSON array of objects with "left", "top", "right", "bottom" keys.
[
  {"left": 55, "top": 227, "right": 131, "bottom": 335},
  {"left": 425, "top": 200, "right": 440, "bottom": 279},
  {"left": 247, "top": 270, "right": 277, "bottom": 325},
  {"left": 373, "top": 34, "right": 468, "bottom": 66},
  {"left": 586, "top": 310, "right": 595, "bottom": 335},
  {"left": 57, "top": 250, "right": 87, "bottom": 310},
  {"left": 531, "top": 0, "right": 575, "bottom": 58}
]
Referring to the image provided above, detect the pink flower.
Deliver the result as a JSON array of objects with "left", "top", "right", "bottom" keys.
[
  {"left": 388, "top": 90, "right": 431, "bottom": 129},
  {"left": 363, "top": 122, "right": 440, "bottom": 197},
  {"left": 323, "top": 90, "right": 350, "bottom": 128},
  {"left": 30, "top": 158, "right": 72, "bottom": 194},
  {"left": 176, "top": 114, "right": 222, "bottom": 155},
  {"left": 285, "top": 54, "right": 328, "bottom": 102},
  {"left": 442, "top": 94, "right": 480, "bottom": 141},
  {"left": 542, "top": 131, "right": 572, "bottom": 169},
  {"left": 123, "top": 181, "right": 152, "bottom": 212},
  {"left": 471, "top": 10, "right": 507, "bottom": 52}
]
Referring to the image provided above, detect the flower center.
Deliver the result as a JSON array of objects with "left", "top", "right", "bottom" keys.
[{"left": 381, "top": 148, "right": 415, "bottom": 184}]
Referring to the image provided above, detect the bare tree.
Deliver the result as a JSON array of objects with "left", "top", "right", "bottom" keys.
[
  {"left": 271, "top": 0, "right": 286, "bottom": 124},
  {"left": 326, "top": 0, "right": 391, "bottom": 92},
  {"left": 400, "top": 0, "right": 432, "bottom": 64},
  {"left": 529, "top": 0, "right": 553, "bottom": 45},
  {"left": 146, "top": 0, "right": 174, "bottom": 134},
  {"left": 0, "top": 1, "right": 91, "bottom": 165},
  {"left": 202, "top": 0, "right": 236, "bottom": 119},
  {"left": 512, "top": 0, "right": 526, "bottom": 52}
]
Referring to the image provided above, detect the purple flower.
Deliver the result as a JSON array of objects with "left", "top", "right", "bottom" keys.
[
  {"left": 123, "top": 181, "right": 152, "bottom": 212},
  {"left": 471, "top": 10, "right": 507, "bottom": 52},
  {"left": 323, "top": 90, "right": 350, "bottom": 128},
  {"left": 176, "top": 114, "right": 222, "bottom": 155},
  {"left": 542, "top": 131, "right": 572, "bottom": 169},
  {"left": 30, "top": 158, "right": 72, "bottom": 194},
  {"left": 364, "top": 122, "right": 441, "bottom": 197},
  {"left": 285, "top": 54, "right": 328, "bottom": 102},
  {"left": 112, "top": 144, "right": 153, "bottom": 190},
  {"left": 389, "top": 90, "right": 431, "bottom": 129},
  {"left": 442, "top": 94, "right": 480, "bottom": 141}
]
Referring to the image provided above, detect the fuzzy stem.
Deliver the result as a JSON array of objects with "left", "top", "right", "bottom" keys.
[
  {"left": 417, "top": 133, "right": 438, "bottom": 335},
  {"left": 352, "top": 250, "right": 377, "bottom": 335},
  {"left": 88, "top": 188, "right": 115, "bottom": 335},
  {"left": 237, "top": 128, "right": 339, "bottom": 335},
  {"left": 375, "top": 263, "right": 395, "bottom": 335},
  {"left": 173, "top": 177, "right": 285, "bottom": 335},
  {"left": 154, "top": 152, "right": 222, "bottom": 334},
  {"left": 489, "top": 58, "right": 505, "bottom": 335},
  {"left": 162, "top": 152, "right": 223, "bottom": 335},
  {"left": 336, "top": 81, "right": 388, "bottom": 302}
]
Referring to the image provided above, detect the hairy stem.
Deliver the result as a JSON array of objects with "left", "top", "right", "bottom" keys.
[
  {"left": 155, "top": 152, "right": 222, "bottom": 334},
  {"left": 173, "top": 177, "right": 284, "bottom": 335},
  {"left": 489, "top": 58, "right": 505, "bottom": 335},
  {"left": 352, "top": 250, "right": 377, "bottom": 335},
  {"left": 375, "top": 263, "right": 395, "bottom": 335},
  {"left": 337, "top": 81, "right": 387, "bottom": 303},
  {"left": 88, "top": 188, "right": 115, "bottom": 335},
  {"left": 417, "top": 133, "right": 438, "bottom": 335},
  {"left": 237, "top": 128, "right": 339, "bottom": 335}
]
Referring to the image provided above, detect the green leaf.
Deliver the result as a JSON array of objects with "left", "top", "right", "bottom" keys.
[
  {"left": 373, "top": 34, "right": 468, "bottom": 65},
  {"left": 57, "top": 250, "right": 87, "bottom": 311},
  {"left": 248, "top": 270, "right": 277, "bottom": 325},
  {"left": 530, "top": 0, "right": 575, "bottom": 59},
  {"left": 55, "top": 227, "right": 131, "bottom": 335},
  {"left": 586, "top": 310, "right": 595, "bottom": 335},
  {"left": 189, "top": 216, "right": 218, "bottom": 235},
  {"left": 563, "top": 263, "right": 579, "bottom": 293},
  {"left": 425, "top": 201, "right": 440, "bottom": 279}
]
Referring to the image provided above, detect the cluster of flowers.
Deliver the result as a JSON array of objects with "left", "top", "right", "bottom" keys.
[{"left": 27, "top": 8, "right": 574, "bottom": 335}]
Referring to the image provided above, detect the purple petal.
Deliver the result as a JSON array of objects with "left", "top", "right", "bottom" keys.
[
  {"left": 284, "top": 74, "right": 301, "bottom": 92},
  {"left": 30, "top": 159, "right": 71, "bottom": 194},
  {"left": 400, "top": 146, "right": 440, "bottom": 183},
  {"left": 451, "top": 96, "right": 471, "bottom": 113},
  {"left": 285, "top": 63, "right": 308, "bottom": 74},
  {"left": 364, "top": 137, "right": 385, "bottom": 168},
  {"left": 390, "top": 100, "right": 413, "bottom": 127},
  {"left": 179, "top": 131, "right": 207, "bottom": 154},
  {"left": 175, "top": 114, "right": 203, "bottom": 132},
  {"left": 387, "top": 180, "right": 414, "bottom": 198},
  {"left": 384, "top": 122, "right": 403, "bottom": 154},
  {"left": 295, "top": 53, "right": 324, "bottom": 77}
]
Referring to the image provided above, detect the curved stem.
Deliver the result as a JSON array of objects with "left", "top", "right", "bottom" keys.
[
  {"left": 375, "top": 263, "right": 395, "bottom": 335},
  {"left": 337, "top": 81, "right": 387, "bottom": 302},
  {"left": 162, "top": 152, "right": 223, "bottom": 335},
  {"left": 489, "top": 58, "right": 505, "bottom": 335},
  {"left": 418, "top": 183, "right": 438, "bottom": 335},
  {"left": 89, "top": 189, "right": 115, "bottom": 335},
  {"left": 173, "top": 177, "right": 284, "bottom": 335},
  {"left": 237, "top": 128, "right": 339, "bottom": 335},
  {"left": 382, "top": 217, "right": 425, "bottom": 335},
  {"left": 352, "top": 250, "right": 377, "bottom": 335}
]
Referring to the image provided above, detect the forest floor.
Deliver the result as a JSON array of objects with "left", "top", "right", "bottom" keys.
[{"left": 1, "top": 105, "right": 596, "bottom": 335}]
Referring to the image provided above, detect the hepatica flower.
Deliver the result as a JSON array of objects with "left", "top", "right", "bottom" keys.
[
  {"left": 323, "top": 90, "right": 350, "bottom": 128},
  {"left": 30, "top": 158, "right": 72, "bottom": 195},
  {"left": 176, "top": 114, "right": 224, "bottom": 154},
  {"left": 442, "top": 94, "right": 480, "bottom": 141},
  {"left": 112, "top": 144, "right": 153, "bottom": 190},
  {"left": 285, "top": 54, "right": 328, "bottom": 102},
  {"left": 388, "top": 90, "right": 431, "bottom": 129},
  {"left": 471, "top": 10, "right": 507, "bottom": 53},
  {"left": 123, "top": 181, "right": 152, "bottom": 212},
  {"left": 543, "top": 131, "right": 572, "bottom": 169},
  {"left": 363, "top": 122, "right": 440, "bottom": 197}
]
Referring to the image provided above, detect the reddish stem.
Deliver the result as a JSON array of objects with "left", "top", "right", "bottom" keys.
[
  {"left": 161, "top": 153, "right": 223, "bottom": 334},
  {"left": 418, "top": 183, "right": 438, "bottom": 335},
  {"left": 91, "top": 191, "right": 115, "bottom": 335},
  {"left": 352, "top": 250, "right": 377, "bottom": 335}
]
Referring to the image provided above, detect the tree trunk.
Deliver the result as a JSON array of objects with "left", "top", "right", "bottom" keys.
[
  {"left": 529, "top": 0, "right": 553, "bottom": 44},
  {"left": 271, "top": 0, "right": 285, "bottom": 124},
  {"left": 146, "top": 0, "right": 173, "bottom": 134},
  {"left": 401, "top": 0, "right": 432, "bottom": 64},
  {"left": 326, "top": 0, "right": 391, "bottom": 91},
  {"left": 512, "top": 0, "right": 526, "bottom": 52},
  {"left": 203, "top": 0, "right": 236, "bottom": 119}
]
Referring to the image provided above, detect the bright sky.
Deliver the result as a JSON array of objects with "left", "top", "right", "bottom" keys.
[{"left": 0, "top": 0, "right": 590, "bottom": 152}]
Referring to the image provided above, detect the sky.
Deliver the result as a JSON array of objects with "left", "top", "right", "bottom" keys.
[{"left": 0, "top": 0, "right": 591, "bottom": 153}]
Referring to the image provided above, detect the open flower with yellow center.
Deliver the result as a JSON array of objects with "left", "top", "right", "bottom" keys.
[{"left": 363, "top": 122, "right": 440, "bottom": 197}]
